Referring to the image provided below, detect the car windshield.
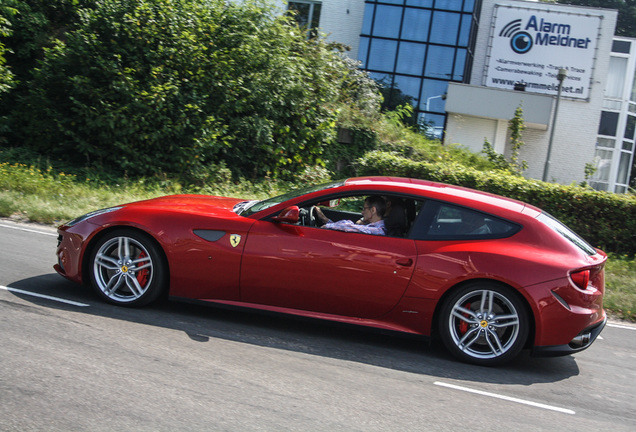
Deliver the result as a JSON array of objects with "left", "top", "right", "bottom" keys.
[
  {"left": 537, "top": 212, "right": 597, "bottom": 255},
  {"left": 236, "top": 180, "right": 345, "bottom": 216}
]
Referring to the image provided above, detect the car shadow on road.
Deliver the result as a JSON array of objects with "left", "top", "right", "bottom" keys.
[{"left": 7, "top": 273, "right": 581, "bottom": 386}]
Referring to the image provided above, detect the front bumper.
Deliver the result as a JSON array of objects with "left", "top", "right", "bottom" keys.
[
  {"left": 531, "top": 315, "right": 607, "bottom": 357},
  {"left": 54, "top": 224, "right": 95, "bottom": 285}
]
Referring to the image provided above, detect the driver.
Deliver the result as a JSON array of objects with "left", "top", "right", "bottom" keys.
[{"left": 313, "top": 195, "right": 386, "bottom": 236}]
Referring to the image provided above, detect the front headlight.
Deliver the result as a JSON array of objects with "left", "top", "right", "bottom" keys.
[{"left": 66, "top": 206, "right": 123, "bottom": 227}]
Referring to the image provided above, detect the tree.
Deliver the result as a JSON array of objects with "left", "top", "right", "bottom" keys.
[
  {"left": 549, "top": 0, "right": 636, "bottom": 37},
  {"left": 0, "top": 0, "right": 18, "bottom": 98},
  {"left": 4, "top": 0, "right": 377, "bottom": 182}
]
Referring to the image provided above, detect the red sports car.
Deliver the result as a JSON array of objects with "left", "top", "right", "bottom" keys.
[{"left": 54, "top": 176, "right": 607, "bottom": 365}]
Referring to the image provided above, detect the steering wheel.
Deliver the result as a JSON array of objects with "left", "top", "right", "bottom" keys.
[{"left": 299, "top": 206, "right": 317, "bottom": 227}]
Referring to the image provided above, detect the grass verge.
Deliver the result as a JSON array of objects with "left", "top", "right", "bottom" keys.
[
  {"left": 1, "top": 161, "right": 634, "bottom": 322},
  {"left": 604, "top": 255, "right": 636, "bottom": 322}
]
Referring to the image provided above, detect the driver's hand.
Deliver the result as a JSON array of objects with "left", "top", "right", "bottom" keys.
[{"left": 314, "top": 207, "right": 329, "bottom": 224}]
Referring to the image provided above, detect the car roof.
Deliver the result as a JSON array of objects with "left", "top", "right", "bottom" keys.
[{"left": 344, "top": 176, "right": 538, "bottom": 215}]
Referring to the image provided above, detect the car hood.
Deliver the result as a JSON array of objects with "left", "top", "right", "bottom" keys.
[{"left": 123, "top": 194, "right": 249, "bottom": 218}]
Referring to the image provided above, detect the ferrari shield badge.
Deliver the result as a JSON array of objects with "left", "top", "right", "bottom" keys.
[{"left": 230, "top": 234, "right": 241, "bottom": 248}]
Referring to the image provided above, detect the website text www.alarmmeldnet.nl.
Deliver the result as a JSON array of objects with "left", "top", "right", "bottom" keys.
[{"left": 490, "top": 76, "right": 584, "bottom": 95}]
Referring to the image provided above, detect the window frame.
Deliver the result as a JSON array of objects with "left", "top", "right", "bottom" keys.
[{"left": 287, "top": 0, "right": 322, "bottom": 38}]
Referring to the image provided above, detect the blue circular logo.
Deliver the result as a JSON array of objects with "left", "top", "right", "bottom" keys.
[{"left": 510, "top": 32, "right": 533, "bottom": 54}]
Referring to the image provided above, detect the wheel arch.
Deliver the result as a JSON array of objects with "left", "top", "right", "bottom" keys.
[
  {"left": 430, "top": 278, "right": 536, "bottom": 349},
  {"left": 81, "top": 225, "right": 171, "bottom": 297}
]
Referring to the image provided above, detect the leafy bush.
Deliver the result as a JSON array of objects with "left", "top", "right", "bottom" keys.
[
  {"left": 3, "top": 0, "right": 376, "bottom": 182},
  {"left": 0, "top": 0, "right": 17, "bottom": 97},
  {"left": 356, "top": 151, "right": 636, "bottom": 255}
]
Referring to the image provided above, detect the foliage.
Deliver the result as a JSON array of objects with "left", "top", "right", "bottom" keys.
[
  {"left": 508, "top": 105, "right": 527, "bottom": 174},
  {"left": 316, "top": 50, "right": 383, "bottom": 177},
  {"left": 0, "top": 158, "right": 290, "bottom": 224},
  {"left": 482, "top": 139, "right": 510, "bottom": 171},
  {"left": 0, "top": 0, "right": 19, "bottom": 143},
  {"left": 604, "top": 254, "right": 636, "bottom": 321},
  {"left": 0, "top": 0, "right": 18, "bottom": 96},
  {"left": 0, "top": 1, "right": 88, "bottom": 80},
  {"left": 481, "top": 106, "right": 527, "bottom": 175},
  {"left": 356, "top": 150, "right": 636, "bottom": 255},
  {"left": 2, "top": 0, "right": 377, "bottom": 183}
]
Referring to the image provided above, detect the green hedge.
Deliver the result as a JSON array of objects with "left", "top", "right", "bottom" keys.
[{"left": 356, "top": 151, "right": 636, "bottom": 255}]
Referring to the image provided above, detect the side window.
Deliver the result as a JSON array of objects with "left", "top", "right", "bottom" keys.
[
  {"left": 383, "top": 196, "right": 422, "bottom": 238},
  {"left": 313, "top": 196, "right": 366, "bottom": 223},
  {"left": 411, "top": 202, "right": 520, "bottom": 240},
  {"left": 297, "top": 194, "right": 423, "bottom": 238}
]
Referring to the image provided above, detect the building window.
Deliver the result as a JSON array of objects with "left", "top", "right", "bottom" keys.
[
  {"left": 598, "top": 111, "right": 620, "bottom": 136},
  {"left": 606, "top": 57, "right": 628, "bottom": 99},
  {"left": 612, "top": 39, "right": 631, "bottom": 54},
  {"left": 626, "top": 115, "right": 636, "bottom": 139},
  {"left": 631, "top": 157, "right": 636, "bottom": 191},
  {"left": 617, "top": 151, "right": 632, "bottom": 185},
  {"left": 358, "top": 0, "right": 481, "bottom": 133},
  {"left": 619, "top": 115, "right": 636, "bottom": 193},
  {"left": 288, "top": 1, "right": 322, "bottom": 36},
  {"left": 589, "top": 139, "right": 615, "bottom": 192}
]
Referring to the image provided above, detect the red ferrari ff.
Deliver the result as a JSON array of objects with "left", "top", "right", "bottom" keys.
[{"left": 55, "top": 177, "right": 606, "bottom": 365}]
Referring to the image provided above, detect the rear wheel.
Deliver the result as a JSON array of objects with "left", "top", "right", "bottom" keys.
[
  {"left": 439, "top": 282, "right": 529, "bottom": 366},
  {"left": 89, "top": 229, "right": 166, "bottom": 306}
]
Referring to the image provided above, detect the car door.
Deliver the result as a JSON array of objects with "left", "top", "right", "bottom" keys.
[{"left": 239, "top": 220, "right": 417, "bottom": 319}]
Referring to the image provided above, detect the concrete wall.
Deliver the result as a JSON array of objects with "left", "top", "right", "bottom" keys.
[{"left": 318, "top": 0, "right": 365, "bottom": 58}]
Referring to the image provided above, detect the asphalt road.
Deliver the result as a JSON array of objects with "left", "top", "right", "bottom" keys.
[{"left": 1, "top": 219, "right": 635, "bottom": 431}]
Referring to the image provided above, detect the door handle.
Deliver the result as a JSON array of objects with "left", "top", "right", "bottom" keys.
[{"left": 396, "top": 258, "right": 413, "bottom": 267}]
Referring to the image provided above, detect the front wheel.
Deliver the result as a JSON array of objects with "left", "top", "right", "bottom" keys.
[
  {"left": 88, "top": 229, "right": 166, "bottom": 307},
  {"left": 438, "top": 282, "right": 529, "bottom": 366}
]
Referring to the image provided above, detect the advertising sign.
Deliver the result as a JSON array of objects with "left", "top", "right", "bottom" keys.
[{"left": 484, "top": 5, "right": 603, "bottom": 100}]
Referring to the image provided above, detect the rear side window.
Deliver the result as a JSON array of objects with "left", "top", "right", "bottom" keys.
[
  {"left": 537, "top": 213, "right": 597, "bottom": 255},
  {"left": 411, "top": 202, "right": 520, "bottom": 240}
]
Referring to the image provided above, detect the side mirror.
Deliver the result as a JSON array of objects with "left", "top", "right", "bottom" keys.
[{"left": 271, "top": 206, "right": 300, "bottom": 224}]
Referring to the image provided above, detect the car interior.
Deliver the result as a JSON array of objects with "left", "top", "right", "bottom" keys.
[
  {"left": 273, "top": 193, "right": 522, "bottom": 241},
  {"left": 296, "top": 194, "right": 424, "bottom": 238}
]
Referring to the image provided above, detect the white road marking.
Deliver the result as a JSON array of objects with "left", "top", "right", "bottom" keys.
[
  {"left": 607, "top": 323, "right": 636, "bottom": 331},
  {"left": 434, "top": 381, "right": 575, "bottom": 415},
  {"left": 0, "top": 285, "right": 89, "bottom": 307},
  {"left": 0, "top": 223, "right": 57, "bottom": 237}
]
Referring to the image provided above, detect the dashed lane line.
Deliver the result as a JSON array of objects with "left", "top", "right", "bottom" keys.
[
  {"left": 0, "top": 223, "right": 57, "bottom": 237},
  {"left": 434, "top": 381, "right": 576, "bottom": 415},
  {"left": 607, "top": 323, "right": 636, "bottom": 331},
  {"left": 0, "top": 285, "right": 89, "bottom": 307}
]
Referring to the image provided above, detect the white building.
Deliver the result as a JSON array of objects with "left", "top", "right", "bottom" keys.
[
  {"left": 279, "top": 1, "right": 633, "bottom": 191},
  {"left": 446, "top": 0, "right": 617, "bottom": 186},
  {"left": 590, "top": 36, "right": 636, "bottom": 193}
]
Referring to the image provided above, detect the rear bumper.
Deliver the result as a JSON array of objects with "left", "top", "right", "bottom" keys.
[{"left": 531, "top": 315, "right": 607, "bottom": 357}]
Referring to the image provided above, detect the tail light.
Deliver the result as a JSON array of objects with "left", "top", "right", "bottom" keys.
[{"left": 569, "top": 269, "right": 590, "bottom": 290}]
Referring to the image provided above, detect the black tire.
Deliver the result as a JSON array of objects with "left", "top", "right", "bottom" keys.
[
  {"left": 438, "top": 282, "right": 529, "bottom": 366},
  {"left": 88, "top": 229, "right": 166, "bottom": 307}
]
